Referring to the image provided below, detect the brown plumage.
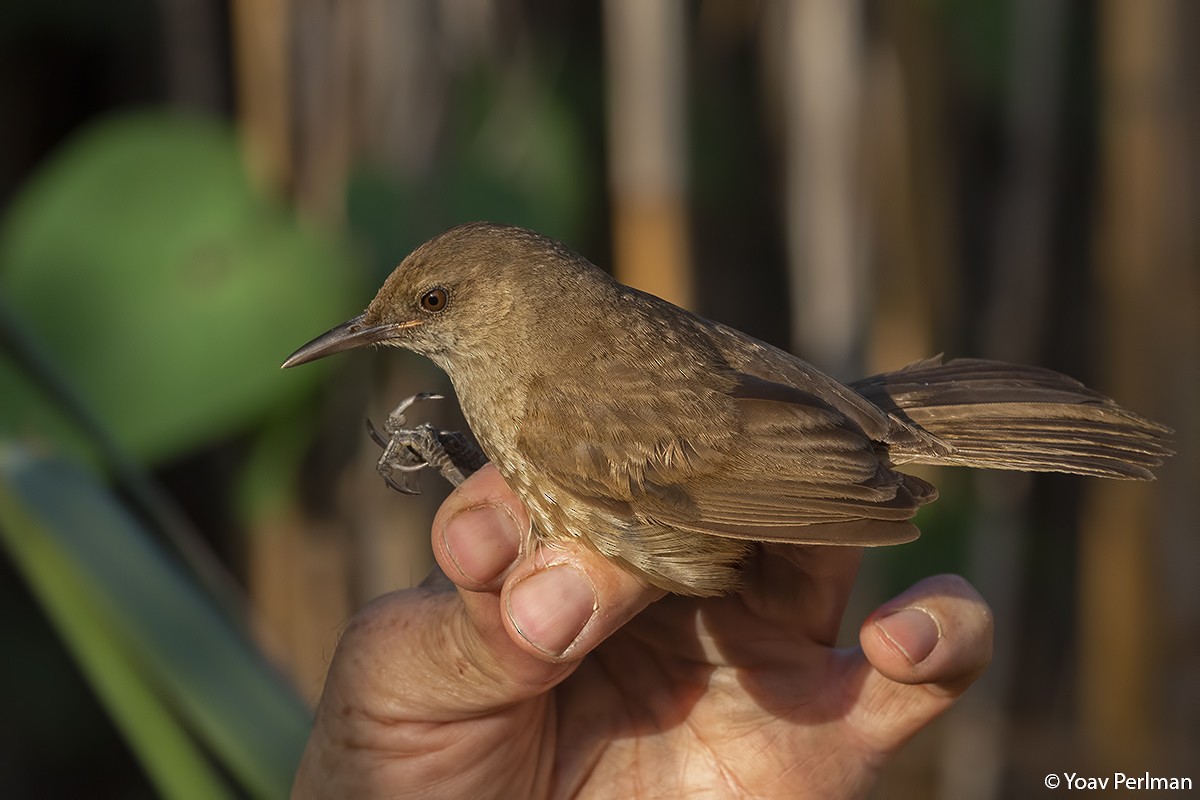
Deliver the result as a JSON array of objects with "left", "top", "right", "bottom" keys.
[{"left": 283, "top": 222, "right": 1172, "bottom": 595}]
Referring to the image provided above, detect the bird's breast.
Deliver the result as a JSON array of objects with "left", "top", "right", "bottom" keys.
[{"left": 500, "top": 463, "right": 596, "bottom": 553}]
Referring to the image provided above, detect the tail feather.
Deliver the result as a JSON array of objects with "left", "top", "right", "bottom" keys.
[{"left": 852, "top": 357, "right": 1173, "bottom": 480}]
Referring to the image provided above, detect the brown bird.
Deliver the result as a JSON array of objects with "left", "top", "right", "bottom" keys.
[{"left": 283, "top": 222, "right": 1172, "bottom": 596}]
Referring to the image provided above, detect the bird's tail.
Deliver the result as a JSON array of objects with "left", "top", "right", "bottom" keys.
[{"left": 851, "top": 356, "right": 1172, "bottom": 480}]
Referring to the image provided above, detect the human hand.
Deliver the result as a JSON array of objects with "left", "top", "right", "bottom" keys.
[{"left": 292, "top": 464, "right": 993, "bottom": 798}]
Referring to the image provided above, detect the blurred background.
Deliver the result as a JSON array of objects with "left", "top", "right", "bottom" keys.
[{"left": 0, "top": 0, "right": 1195, "bottom": 797}]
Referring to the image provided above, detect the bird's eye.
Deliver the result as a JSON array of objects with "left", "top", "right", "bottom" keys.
[{"left": 419, "top": 287, "right": 449, "bottom": 313}]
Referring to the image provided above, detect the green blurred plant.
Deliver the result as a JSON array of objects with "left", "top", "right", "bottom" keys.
[
  {"left": 0, "top": 111, "right": 359, "bottom": 464},
  {"left": 0, "top": 112, "right": 365, "bottom": 797},
  {"left": 0, "top": 449, "right": 311, "bottom": 799}
]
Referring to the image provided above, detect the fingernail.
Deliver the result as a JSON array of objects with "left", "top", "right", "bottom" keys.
[
  {"left": 875, "top": 607, "right": 941, "bottom": 665},
  {"left": 506, "top": 565, "right": 598, "bottom": 657},
  {"left": 442, "top": 504, "right": 520, "bottom": 585}
]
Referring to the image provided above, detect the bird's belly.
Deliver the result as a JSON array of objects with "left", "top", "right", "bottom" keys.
[{"left": 503, "top": 466, "right": 593, "bottom": 550}]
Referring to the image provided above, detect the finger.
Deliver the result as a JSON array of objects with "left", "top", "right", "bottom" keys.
[
  {"left": 307, "top": 466, "right": 551, "bottom": 730},
  {"left": 845, "top": 574, "right": 994, "bottom": 752},
  {"left": 318, "top": 466, "right": 662, "bottom": 721},
  {"left": 862, "top": 573, "right": 993, "bottom": 691},
  {"left": 498, "top": 535, "right": 665, "bottom": 661},
  {"left": 435, "top": 465, "right": 664, "bottom": 657},
  {"left": 432, "top": 464, "right": 529, "bottom": 591}
]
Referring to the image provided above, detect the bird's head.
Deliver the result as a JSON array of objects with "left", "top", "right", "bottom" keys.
[{"left": 282, "top": 222, "right": 606, "bottom": 376}]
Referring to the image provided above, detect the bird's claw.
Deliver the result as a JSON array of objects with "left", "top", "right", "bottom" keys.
[{"left": 367, "top": 393, "right": 486, "bottom": 493}]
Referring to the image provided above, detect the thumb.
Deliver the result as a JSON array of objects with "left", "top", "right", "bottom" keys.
[{"left": 845, "top": 573, "right": 994, "bottom": 754}]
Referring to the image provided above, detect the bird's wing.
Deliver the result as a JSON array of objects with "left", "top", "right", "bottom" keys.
[{"left": 516, "top": 371, "right": 933, "bottom": 546}]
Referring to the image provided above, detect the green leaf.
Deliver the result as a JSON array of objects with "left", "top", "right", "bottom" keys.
[
  {"left": 0, "top": 111, "right": 362, "bottom": 463},
  {"left": 0, "top": 448, "right": 311, "bottom": 799}
]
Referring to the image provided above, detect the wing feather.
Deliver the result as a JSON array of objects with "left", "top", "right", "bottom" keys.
[{"left": 516, "top": 370, "right": 934, "bottom": 546}]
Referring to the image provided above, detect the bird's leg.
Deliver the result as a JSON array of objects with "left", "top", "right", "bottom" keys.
[{"left": 367, "top": 392, "right": 488, "bottom": 494}]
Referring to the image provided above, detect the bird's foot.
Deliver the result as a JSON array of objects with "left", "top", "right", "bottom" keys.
[{"left": 367, "top": 392, "right": 488, "bottom": 494}]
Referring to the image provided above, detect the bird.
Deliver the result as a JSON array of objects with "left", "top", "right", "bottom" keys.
[{"left": 283, "top": 222, "right": 1172, "bottom": 596}]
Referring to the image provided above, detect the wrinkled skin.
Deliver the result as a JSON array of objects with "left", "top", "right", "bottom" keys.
[{"left": 292, "top": 466, "right": 993, "bottom": 799}]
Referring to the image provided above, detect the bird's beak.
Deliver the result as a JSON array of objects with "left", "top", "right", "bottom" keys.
[{"left": 281, "top": 313, "right": 421, "bottom": 368}]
